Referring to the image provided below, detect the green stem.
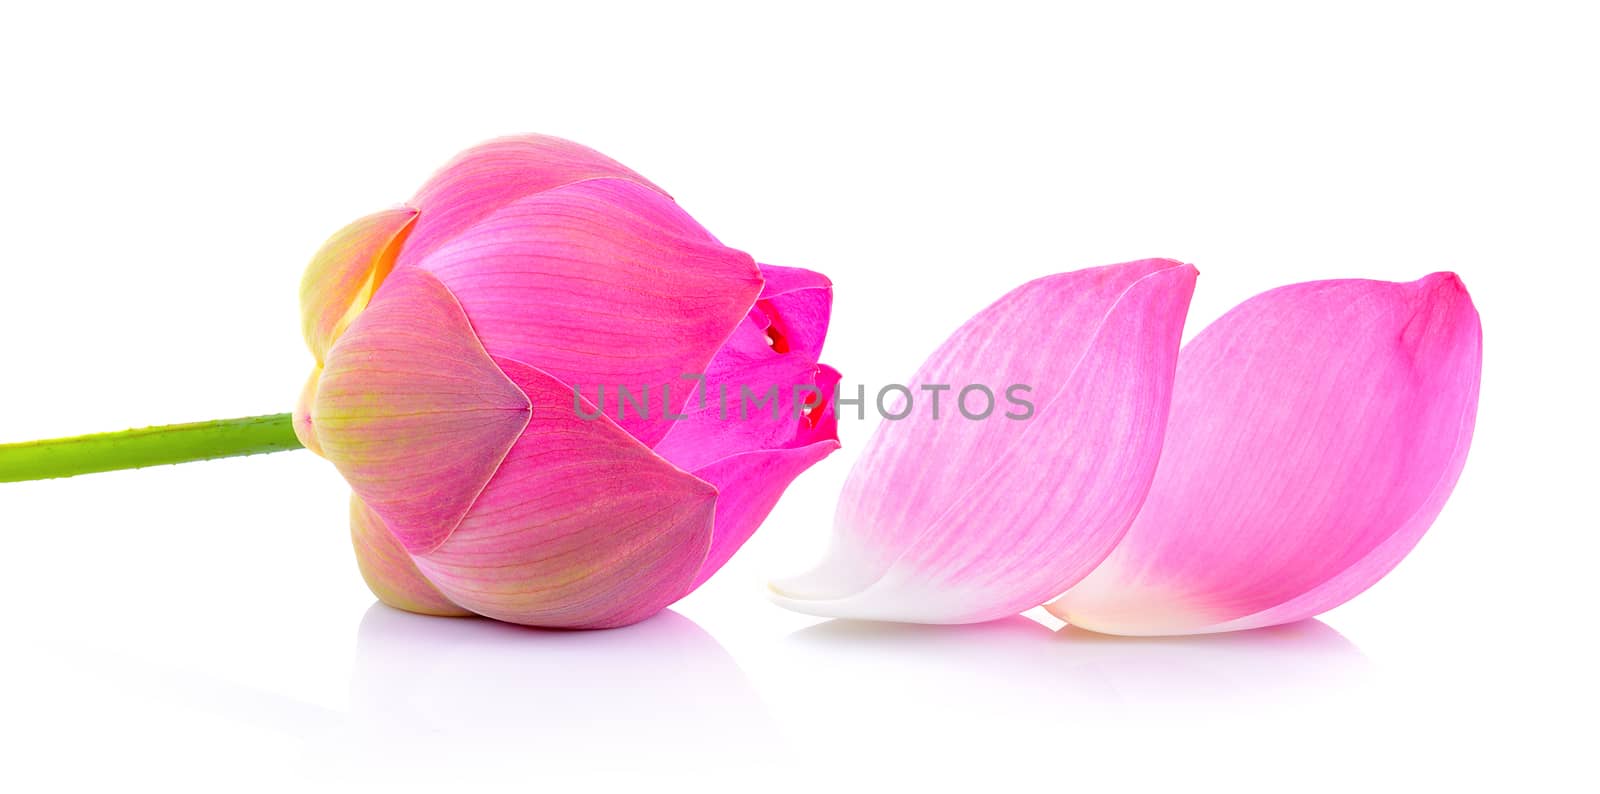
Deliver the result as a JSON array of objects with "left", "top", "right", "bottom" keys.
[{"left": 0, "top": 413, "right": 302, "bottom": 483}]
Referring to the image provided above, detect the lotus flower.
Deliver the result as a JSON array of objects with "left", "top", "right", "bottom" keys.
[
  {"left": 295, "top": 135, "right": 838, "bottom": 629},
  {"left": 771, "top": 262, "right": 1480, "bottom": 635}
]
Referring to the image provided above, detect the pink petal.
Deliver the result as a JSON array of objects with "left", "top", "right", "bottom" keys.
[
  {"left": 311, "top": 266, "right": 531, "bottom": 553},
  {"left": 685, "top": 440, "right": 840, "bottom": 590},
  {"left": 349, "top": 494, "right": 471, "bottom": 617},
  {"left": 396, "top": 134, "right": 662, "bottom": 270},
  {"left": 652, "top": 265, "right": 836, "bottom": 472},
  {"left": 685, "top": 370, "right": 840, "bottom": 587},
  {"left": 298, "top": 207, "right": 417, "bottom": 363},
  {"left": 413, "top": 356, "right": 718, "bottom": 629},
  {"left": 771, "top": 259, "right": 1196, "bottom": 623},
  {"left": 809, "top": 363, "right": 843, "bottom": 448},
  {"left": 1049, "top": 273, "right": 1481, "bottom": 635},
  {"left": 295, "top": 207, "right": 418, "bottom": 456},
  {"left": 411, "top": 177, "right": 764, "bottom": 447},
  {"left": 752, "top": 263, "right": 833, "bottom": 362}
]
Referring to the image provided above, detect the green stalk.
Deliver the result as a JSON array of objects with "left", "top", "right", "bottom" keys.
[{"left": 0, "top": 413, "right": 302, "bottom": 483}]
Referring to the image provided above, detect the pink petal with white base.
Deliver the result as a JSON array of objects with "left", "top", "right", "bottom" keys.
[
  {"left": 312, "top": 266, "right": 531, "bottom": 553},
  {"left": 414, "top": 357, "right": 717, "bottom": 629},
  {"left": 1049, "top": 273, "right": 1481, "bottom": 635},
  {"left": 771, "top": 260, "right": 1196, "bottom": 623},
  {"left": 412, "top": 178, "right": 763, "bottom": 447}
]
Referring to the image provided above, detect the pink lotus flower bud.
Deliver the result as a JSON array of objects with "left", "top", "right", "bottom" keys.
[{"left": 295, "top": 135, "right": 838, "bottom": 629}]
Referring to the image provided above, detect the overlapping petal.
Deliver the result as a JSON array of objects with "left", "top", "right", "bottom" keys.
[
  {"left": 299, "top": 137, "right": 838, "bottom": 629},
  {"left": 679, "top": 363, "right": 842, "bottom": 589},
  {"left": 1049, "top": 273, "right": 1481, "bottom": 635},
  {"left": 687, "top": 439, "right": 840, "bottom": 591},
  {"left": 411, "top": 177, "right": 764, "bottom": 448},
  {"left": 771, "top": 260, "right": 1196, "bottom": 623},
  {"left": 349, "top": 494, "right": 471, "bottom": 618},
  {"left": 652, "top": 265, "right": 835, "bottom": 471},
  {"left": 298, "top": 207, "right": 418, "bottom": 363},
  {"left": 649, "top": 265, "right": 840, "bottom": 587},
  {"left": 396, "top": 134, "right": 662, "bottom": 270},
  {"left": 751, "top": 263, "right": 833, "bottom": 362},
  {"left": 293, "top": 208, "right": 419, "bottom": 453},
  {"left": 413, "top": 357, "right": 718, "bottom": 629},
  {"left": 312, "top": 266, "right": 531, "bottom": 553}
]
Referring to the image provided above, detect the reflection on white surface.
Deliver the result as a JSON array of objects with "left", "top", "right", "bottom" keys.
[
  {"left": 336, "top": 604, "right": 776, "bottom": 774},
  {"left": 44, "top": 599, "right": 1370, "bottom": 778},
  {"left": 1051, "top": 619, "right": 1372, "bottom": 706},
  {"left": 41, "top": 603, "right": 778, "bottom": 786},
  {"left": 786, "top": 616, "right": 1370, "bottom": 711},
  {"left": 770, "top": 616, "right": 1381, "bottom": 788},
  {"left": 40, "top": 600, "right": 1372, "bottom": 787},
  {"left": 335, "top": 610, "right": 1369, "bottom": 783},
  {"left": 13, "top": 590, "right": 1579, "bottom": 790}
]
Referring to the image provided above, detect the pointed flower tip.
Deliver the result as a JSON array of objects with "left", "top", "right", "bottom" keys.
[
  {"left": 1126, "top": 256, "right": 1195, "bottom": 273},
  {"left": 1035, "top": 257, "right": 1196, "bottom": 298},
  {"left": 758, "top": 263, "right": 834, "bottom": 296},
  {"left": 1148, "top": 258, "right": 1199, "bottom": 283},
  {"left": 1420, "top": 269, "right": 1465, "bottom": 290},
  {"left": 1160, "top": 259, "right": 1199, "bottom": 284},
  {"left": 1400, "top": 271, "right": 1481, "bottom": 361},
  {"left": 1406, "top": 271, "right": 1472, "bottom": 310},
  {"left": 1148, "top": 256, "right": 1194, "bottom": 270}
]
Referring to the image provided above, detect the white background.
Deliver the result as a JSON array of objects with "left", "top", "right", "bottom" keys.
[{"left": 2, "top": 2, "right": 1596, "bottom": 791}]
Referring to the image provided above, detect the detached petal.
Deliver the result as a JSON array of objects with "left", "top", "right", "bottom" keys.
[
  {"left": 350, "top": 494, "right": 471, "bottom": 617},
  {"left": 413, "top": 357, "right": 718, "bottom": 629},
  {"left": 413, "top": 177, "right": 764, "bottom": 447},
  {"left": 397, "top": 134, "right": 663, "bottom": 269},
  {"left": 771, "top": 260, "right": 1196, "bottom": 623},
  {"left": 312, "top": 266, "right": 531, "bottom": 553},
  {"left": 298, "top": 207, "right": 417, "bottom": 363},
  {"left": 1050, "top": 273, "right": 1481, "bottom": 635}
]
